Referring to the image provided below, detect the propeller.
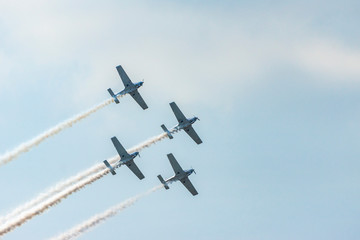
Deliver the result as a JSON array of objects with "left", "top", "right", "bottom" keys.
[
  {"left": 191, "top": 167, "right": 196, "bottom": 174},
  {"left": 138, "top": 152, "right": 141, "bottom": 158}
]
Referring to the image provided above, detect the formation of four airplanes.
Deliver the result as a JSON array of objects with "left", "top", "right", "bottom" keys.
[{"left": 104, "top": 65, "right": 202, "bottom": 196}]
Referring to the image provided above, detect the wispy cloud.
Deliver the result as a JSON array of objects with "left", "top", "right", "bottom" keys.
[
  {"left": 0, "top": 1, "right": 359, "bottom": 106},
  {"left": 295, "top": 39, "right": 360, "bottom": 82}
]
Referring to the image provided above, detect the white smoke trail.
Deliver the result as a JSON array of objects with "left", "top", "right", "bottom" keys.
[
  {"left": 50, "top": 185, "right": 163, "bottom": 240},
  {"left": 0, "top": 170, "right": 109, "bottom": 236},
  {"left": 0, "top": 133, "right": 169, "bottom": 235},
  {"left": 127, "top": 132, "right": 169, "bottom": 154},
  {"left": 0, "top": 132, "right": 168, "bottom": 223},
  {"left": 0, "top": 97, "right": 121, "bottom": 167},
  {"left": 0, "top": 161, "right": 109, "bottom": 225}
]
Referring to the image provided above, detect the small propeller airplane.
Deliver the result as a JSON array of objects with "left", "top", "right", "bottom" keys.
[
  {"left": 161, "top": 102, "right": 202, "bottom": 144},
  {"left": 107, "top": 65, "right": 148, "bottom": 110},
  {"left": 157, "top": 153, "right": 198, "bottom": 196},
  {"left": 103, "top": 137, "right": 145, "bottom": 180}
]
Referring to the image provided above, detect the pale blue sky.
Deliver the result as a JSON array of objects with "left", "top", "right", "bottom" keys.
[{"left": 0, "top": 0, "right": 360, "bottom": 239}]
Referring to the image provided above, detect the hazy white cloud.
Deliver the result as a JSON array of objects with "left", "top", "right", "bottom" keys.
[
  {"left": 0, "top": 0, "right": 359, "bottom": 108},
  {"left": 0, "top": 1, "right": 109, "bottom": 63},
  {"left": 295, "top": 39, "right": 360, "bottom": 82},
  {"left": 0, "top": 51, "right": 15, "bottom": 91}
]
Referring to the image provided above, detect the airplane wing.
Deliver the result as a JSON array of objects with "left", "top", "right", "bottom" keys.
[
  {"left": 125, "top": 160, "right": 145, "bottom": 180},
  {"left": 111, "top": 137, "right": 130, "bottom": 159},
  {"left": 170, "top": 102, "right": 188, "bottom": 124},
  {"left": 180, "top": 177, "right": 198, "bottom": 196},
  {"left": 116, "top": 65, "right": 134, "bottom": 88},
  {"left": 184, "top": 126, "right": 203, "bottom": 144},
  {"left": 167, "top": 153, "right": 184, "bottom": 175},
  {"left": 130, "top": 89, "right": 148, "bottom": 110}
]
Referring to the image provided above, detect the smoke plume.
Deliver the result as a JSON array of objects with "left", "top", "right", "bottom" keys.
[
  {"left": 0, "top": 133, "right": 169, "bottom": 236},
  {"left": 0, "top": 97, "right": 120, "bottom": 166},
  {"left": 50, "top": 185, "right": 163, "bottom": 240}
]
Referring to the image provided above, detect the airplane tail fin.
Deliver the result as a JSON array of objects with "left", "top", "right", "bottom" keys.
[
  {"left": 157, "top": 174, "right": 169, "bottom": 190},
  {"left": 107, "top": 88, "right": 120, "bottom": 104},
  {"left": 161, "top": 124, "right": 173, "bottom": 139},
  {"left": 103, "top": 160, "right": 116, "bottom": 175}
]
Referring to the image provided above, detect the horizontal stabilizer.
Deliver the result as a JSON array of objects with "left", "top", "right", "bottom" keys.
[
  {"left": 103, "top": 160, "right": 116, "bottom": 175},
  {"left": 157, "top": 174, "right": 169, "bottom": 190},
  {"left": 107, "top": 88, "right": 120, "bottom": 104},
  {"left": 161, "top": 124, "right": 173, "bottom": 139}
]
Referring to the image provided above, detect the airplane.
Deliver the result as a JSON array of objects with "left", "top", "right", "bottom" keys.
[
  {"left": 161, "top": 102, "right": 202, "bottom": 144},
  {"left": 103, "top": 136, "right": 145, "bottom": 180},
  {"left": 157, "top": 153, "right": 198, "bottom": 196},
  {"left": 107, "top": 65, "right": 148, "bottom": 110}
]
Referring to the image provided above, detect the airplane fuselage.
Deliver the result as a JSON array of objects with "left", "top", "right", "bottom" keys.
[
  {"left": 115, "top": 81, "right": 144, "bottom": 97},
  {"left": 173, "top": 117, "right": 199, "bottom": 132},
  {"left": 115, "top": 151, "right": 140, "bottom": 168},
  {"left": 165, "top": 169, "right": 195, "bottom": 183}
]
